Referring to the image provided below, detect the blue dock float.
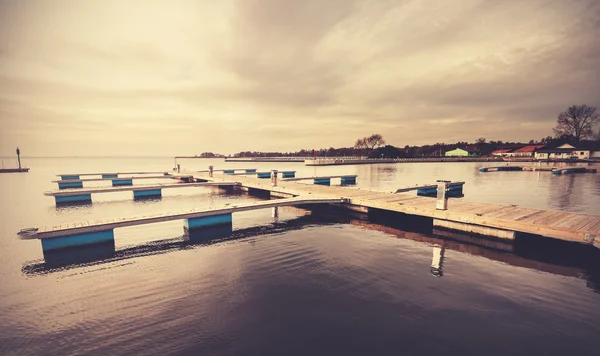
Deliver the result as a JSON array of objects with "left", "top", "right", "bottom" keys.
[
  {"left": 257, "top": 172, "right": 271, "bottom": 179},
  {"left": 552, "top": 167, "right": 597, "bottom": 175},
  {"left": 41, "top": 230, "right": 114, "bottom": 252},
  {"left": 223, "top": 170, "right": 235, "bottom": 175},
  {"left": 133, "top": 189, "right": 162, "bottom": 199},
  {"left": 102, "top": 174, "right": 118, "bottom": 178},
  {"left": 245, "top": 169, "right": 257, "bottom": 173},
  {"left": 112, "top": 179, "right": 133, "bottom": 186},
  {"left": 282, "top": 171, "right": 296, "bottom": 178},
  {"left": 58, "top": 182, "right": 83, "bottom": 189},
  {"left": 417, "top": 183, "right": 464, "bottom": 197},
  {"left": 60, "top": 175, "right": 80, "bottom": 180},
  {"left": 314, "top": 178, "right": 331, "bottom": 186},
  {"left": 341, "top": 176, "right": 356, "bottom": 184},
  {"left": 185, "top": 213, "right": 232, "bottom": 231},
  {"left": 55, "top": 194, "right": 92, "bottom": 204}
]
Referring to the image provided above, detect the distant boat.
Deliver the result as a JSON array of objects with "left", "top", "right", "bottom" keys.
[
  {"left": 0, "top": 168, "right": 30, "bottom": 173},
  {"left": 17, "top": 227, "right": 38, "bottom": 236}
]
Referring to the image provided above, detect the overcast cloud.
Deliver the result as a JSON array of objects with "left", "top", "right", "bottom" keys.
[{"left": 0, "top": 0, "right": 598, "bottom": 156}]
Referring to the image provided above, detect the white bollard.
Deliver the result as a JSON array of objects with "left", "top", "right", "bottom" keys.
[
  {"left": 430, "top": 243, "right": 445, "bottom": 277},
  {"left": 271, "top": 170, "right": 278, "bottom": 187},
  {"left": 209, "top": 165, "right": 214, "bottom": 177},
  {"left": 436, "top": 180, "right": 450, "bottom": 210}
]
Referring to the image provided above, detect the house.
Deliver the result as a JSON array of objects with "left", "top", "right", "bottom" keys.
[
  {"left": 445, "top": 148, "right": 478, "bottom": 157},
  {"left": 491, "top": 149, "right": 512, "bottom": 157},
  {"left": 512, "top": 145, "right": 546, "bottom": 157},
  {"left": 534, "top": 144, "right": 577, "bottom": 160}
]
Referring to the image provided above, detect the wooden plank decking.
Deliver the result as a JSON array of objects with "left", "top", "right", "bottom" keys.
[
  {"left": 54, "top": 175, "right": 182, "bottom": 183},
  {"left": 28, "top": 197, "right": 346, "bottom": 239},
  {"left": 180, "top": 171, "right": 599, "bottom": 247}
]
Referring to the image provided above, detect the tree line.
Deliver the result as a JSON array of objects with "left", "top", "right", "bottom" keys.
[{"left": 200, "top": 104, "right": 599, "bottom": 158}]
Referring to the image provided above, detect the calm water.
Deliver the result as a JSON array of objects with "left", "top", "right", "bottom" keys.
[{"left": 1, "top": 157, "right": 599, "bottom": 355}]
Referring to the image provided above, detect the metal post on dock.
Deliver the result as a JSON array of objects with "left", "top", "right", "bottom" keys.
[
  {"left": 177, "top": 164, "right": 180, "bottom": 173},
  {"left": 209, "top": 165, "right": 213, "bottom": 177},
  {"left": 16, "top": 147, "right": 21, "bottom": 169},
  {"left": 272, "top": 206, "right": 279, "bottom": 220},
  {"left": 436, "top": 180, "right": 450, "bottom": 210},
  {"left": 271, "top": 170, "right": 278, "bottom": 187}
]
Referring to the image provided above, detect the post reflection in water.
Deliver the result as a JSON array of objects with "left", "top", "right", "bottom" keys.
[{"left": 430, "top": 242, "right": 446, "bottom": 277}]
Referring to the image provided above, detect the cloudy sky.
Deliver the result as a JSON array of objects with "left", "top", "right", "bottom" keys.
[{"left": 0, "top": 0, "right": 598, "bottom": 156}]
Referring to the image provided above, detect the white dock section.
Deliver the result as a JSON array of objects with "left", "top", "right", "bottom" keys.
[
  {"left": 282, "top": 175, "right": 357, "bottom": 181},
  {"left": 27, "top": 197, "right": 346, "bottom": 239},
  {"left": 54, "top": 175, "right": 181, "bottom": 183},
  {"left": 57, "top": 171, "right": 168, "bottom": 177},
  {"left": 44, "top": 182, "right": 240, "bottom": 196}
]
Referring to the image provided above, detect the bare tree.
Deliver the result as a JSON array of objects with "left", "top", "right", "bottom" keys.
[
  {"left": 354, "top": 138, "right": 368, "bottom": 151},
  {"left": 553, "top": 105, "right": 599, "bottom": 142},
  {"left": 366, "top": 134, "right": 385, "bottom": 149}
]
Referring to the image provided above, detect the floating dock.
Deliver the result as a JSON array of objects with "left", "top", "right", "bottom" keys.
[
  {"left": 57, "top": 171, "right": 168, "bottom": 180},
  {"left": 282, "top": 175, "right": 357, "bottom": 185},
  {"left": 54, "top": 175, "right": 186, "bottom": 189},
  {"left": 481, "top": 166, "right": 597, "bottom": 174},
  {"left": 22, "top": 197, "right": 344, "bottom": 252},
  {"left": 552, "top": 167, "right": 598, "bottom": 175},
  {"left": 479, "top": 166, "right": 523, "bottom": 172},
  {"left": 45, "top": 182, "right": 240, "bottom": 204},
  {"left": 20, "top": 167, "right": 600, "bottom": 256},
  {"left": 176, "top": 170, "right": 600, "bottom": 248}
]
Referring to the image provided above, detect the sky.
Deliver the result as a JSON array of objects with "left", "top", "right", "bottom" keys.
[{"left": 0, "top": 0, "right": 599, "bottom": 157}]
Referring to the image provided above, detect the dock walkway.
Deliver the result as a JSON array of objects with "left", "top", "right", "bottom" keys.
[
  {"left": 181, "top": 171, "right": 600, "bottom": 247},
  {"left": 28, "top": 197, "right": 344, "bottom": 240}
]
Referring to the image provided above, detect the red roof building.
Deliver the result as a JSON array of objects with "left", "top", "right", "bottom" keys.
[
  {"left": 513, "top": 145, "right": 545, "bottom": 157},
  {"left": 491, "top": 149, "right": 512, "bottom": 156}
]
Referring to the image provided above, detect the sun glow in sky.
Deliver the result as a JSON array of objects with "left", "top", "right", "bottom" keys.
[{"left": 1, "top": 0, "right": 598, "bottom": 156}]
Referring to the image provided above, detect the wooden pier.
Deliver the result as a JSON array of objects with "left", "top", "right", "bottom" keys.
[
  {"left": 45, "top": 182, "right": 240, "bottom": 204},
  {"left": 54, "top": 175, "right": 188, "bottom": 189},
  {"left": 22, "top": 197, "right": 345, "bottom": 251},
  {"left": 19, "top": 167, "right": 600, "bottom": 255},
  {"left": 57, "top": 171, "right": 168, "bottom": 178},
  {"left": 177, "top": 170, "right": 600, "bottom": 249}
]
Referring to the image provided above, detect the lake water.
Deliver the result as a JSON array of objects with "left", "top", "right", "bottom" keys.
[{"left": 1, "top": 157, "right": 599, "bottom": 355}]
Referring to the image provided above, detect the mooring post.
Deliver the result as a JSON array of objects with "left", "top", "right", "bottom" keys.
[
  {"left": 209, "top": 165, "right": 214, "bottom": 177},
  {"left": 16, "top": 147, "right": 21, "bottom": 169},
  {"left": 272, "top": 206, "right": 279, "bottom": 220},
  {"left": 271, "top": 170, "right": 278, "bottom": 187},
  {"left": 177, "top": 164, "right": 180, "bottom": 173},
  {"left": 436, "top": 180, "right": 450, "bottom": 210}
]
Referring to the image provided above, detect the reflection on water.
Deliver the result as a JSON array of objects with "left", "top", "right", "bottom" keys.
[
  {"left": 3, "top": 157, "right": 600, "bottom": 355},
  {"left": 431, "top": 243, "right": 445, "bottom": 277},
  {"left": 22, "top": 208, "right": 600, "bottom": 298}
]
